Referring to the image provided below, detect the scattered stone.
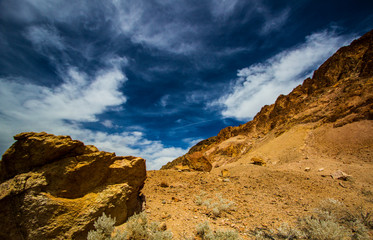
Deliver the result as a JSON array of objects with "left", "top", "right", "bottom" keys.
[
  {"left": 251, "top": 157, "right": 266, "bottom": 166},
  {"left": 331, "top": 170, "right": 352, "bottom": 181},
  {"left": 200, "top": 179, "right": 208, "bottom": 184},
  {"left": 172, "top": 197, "right": 181, "bottom": 202},
  {"left": 161, "top": 213, "right": 171, "bottom": 220},
  {"left": 223, "top": 178, "right": 230, "bottom": 182},
  {"left": 318, "top": 168, "right": 324, "bottom": 172},
  {"left": 304, "top": 167, "right": 311, "bottom": 172},
  {"left": 159, "top": 222, "right": 167, "bottom": 231},
  {"left": 160, "top": 181, "right": 169, "bottom": 188},
  {"left": 162, "top": 200, "right": 167, "bottom": 204},
  {"left": 221, "top": 169, "right": 230, "bottom": 178}
]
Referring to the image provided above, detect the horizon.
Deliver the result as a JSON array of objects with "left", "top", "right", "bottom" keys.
[{"left": 1, "top": 0, "right": 372, "bottom": 169}]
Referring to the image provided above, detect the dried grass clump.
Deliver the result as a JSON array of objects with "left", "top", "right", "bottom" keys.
[{"left": 194, "top": 191, "right": 235, "bottom": 218}]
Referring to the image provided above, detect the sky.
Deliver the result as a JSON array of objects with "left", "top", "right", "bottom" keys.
[{"left": 0, "top": 0, "right": 372, "bottom": 170}]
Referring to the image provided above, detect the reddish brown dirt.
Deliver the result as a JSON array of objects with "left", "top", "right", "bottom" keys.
[{"left": 141, "top": 121, "right": 373, "bottom": 239}]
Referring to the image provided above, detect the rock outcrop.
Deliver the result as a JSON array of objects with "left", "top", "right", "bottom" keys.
[
  {"left": 0, "top": 132, "right": 146, "bottom": 240},
  {"left": 162, "top": 29, "right": 373, "bottom": 171}
]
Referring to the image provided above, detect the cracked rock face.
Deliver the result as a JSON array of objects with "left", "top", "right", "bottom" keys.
[{"left": 0, "top": 132, "right": 146, "bottom": 240}]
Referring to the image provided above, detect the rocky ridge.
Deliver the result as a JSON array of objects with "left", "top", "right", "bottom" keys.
[
  {"left": 0, "top": 132, "right": 146, "bottom": 240},
  {"left": 162, "top": 29, "right": 373, "bottom": 171}
]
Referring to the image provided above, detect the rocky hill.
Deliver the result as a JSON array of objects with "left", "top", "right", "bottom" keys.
[
  {"left": 0, "top": 132, "right": 146, "bottom": 240},
  {"left": 162, "top": 29, "right": 373, "bottom": 171},
  {"left": 143, "top": 30, "right": 373, "bottom": 239}
]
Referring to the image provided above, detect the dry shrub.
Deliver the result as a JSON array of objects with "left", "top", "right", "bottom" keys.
[
  {"left": 194, "top": 192, "right": 235, "bottom": 218},
  {"left": 196, "top": 222, "right": 240, "bottom": 240},
  {"left": 87, "top": 212, "right": 172, "bottom": 240},
  {"left": 252, "top": 199, "right": 372, "bottom": 240}
]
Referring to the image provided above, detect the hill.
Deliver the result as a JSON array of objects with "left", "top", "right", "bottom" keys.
[
  {"left": 161, "top": 29, "right": 373, "bottom": 171},
  {"left": 138, "top": 30, "right": 373, "bottom": 239}
]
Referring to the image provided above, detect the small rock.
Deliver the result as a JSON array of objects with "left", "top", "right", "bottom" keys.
[
  {"left": 318, "top": 168, "right": 324, "bottom": 172},
  {"left": 159, "top": 222, "right": 167, "bottom": 231},
  {"left": 162, "top": 200, "right": 166, "bottom": 204},
  {"left": 304, "top": 167, "right": 311, "bottom": 172},
  {"left": 331, "top": 170, "right": 352, "bottom": 181},
  {"left": 172, "top": 197, "right": 181, "bottom": 202},
  {"left": 160, "top": 182, "right": 169, "bottom": 188},
  {"left": 223, "top": 178, "right": 230, "bottom": 182},
  {"left": 221, "top": 169, "right": 230, "bottom": 178},
  {"left": 161, "top": 213, "right": 171, "bottom": 220},
  {"left": 251, "top": 157, "right": 266, "bottom": 166}
]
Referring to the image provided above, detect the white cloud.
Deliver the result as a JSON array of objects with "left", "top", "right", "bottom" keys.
[
  {"left": 217, "top": 30, "right": 355, "bottom": 120},
  {"left": 0, "top": 60, "right": 187, "bottom": 170},
  {"left": 183, "top": 137, "right": 204, "bottom": 146},
  {"left": 101, "top": 120, "right": 114, "bottom": 128},
  {"left": 25, "top": 25, "right": 65, "bottom": 51}
]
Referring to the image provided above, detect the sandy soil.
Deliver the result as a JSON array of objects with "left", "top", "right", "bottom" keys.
[{"left": 137, "top": 121, "right": 373, "bottom": 239}]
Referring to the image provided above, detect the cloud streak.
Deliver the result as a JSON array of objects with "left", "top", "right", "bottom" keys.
[
  {"left": 217, "top": 29, "right": 355, "bottom": 120},
  {"left": 0, "top": 60, "right": 187, "bottom": 170}
]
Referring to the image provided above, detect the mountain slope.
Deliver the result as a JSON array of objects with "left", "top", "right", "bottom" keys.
[{"left": 162, "top": 29, "right": 373, "bottom": 171}]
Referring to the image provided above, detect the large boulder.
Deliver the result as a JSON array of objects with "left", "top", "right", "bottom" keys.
[{"left": 0, "top": 132, "right": 146, "bottom": 240}]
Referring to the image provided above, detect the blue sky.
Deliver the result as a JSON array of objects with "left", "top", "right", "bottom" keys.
[{"left": 0, "top": 0, "right": 372, "bottom": 169}]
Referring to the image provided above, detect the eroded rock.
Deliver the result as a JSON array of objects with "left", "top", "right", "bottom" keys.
[{"left": 0, "top": 132, "right": 146, "bottom": 240}]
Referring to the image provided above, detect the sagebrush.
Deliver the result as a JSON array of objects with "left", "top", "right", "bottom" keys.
[
  {"left": 252, "top": 199, "right": 372, "bottom": 240},
  {"left": 195, "top": 191, "right": 235, "bottom": 217},
  {"left": 87, "top": 212, "right": 172, "bottom": 240}
]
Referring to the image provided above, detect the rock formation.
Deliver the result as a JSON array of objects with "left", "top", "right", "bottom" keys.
[
  {"left": 0, "top": 132, "right": 146, "bottom": 240},
  {"left": 162, "top": 29, "right": 373, "bottom": 171}
]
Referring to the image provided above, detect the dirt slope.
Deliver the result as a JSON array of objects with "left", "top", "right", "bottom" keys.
[
  {"left": 142, "top": 120, "right": 373, "bottom": 239},
  {"left": 144, "top": 29, "right": 373, "bottom": 239}
]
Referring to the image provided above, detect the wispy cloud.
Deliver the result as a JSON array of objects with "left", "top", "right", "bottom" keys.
[
  {"left": 216, "top": 29, "right": 355, "bottom": 120},
  {"left": 24, "top": 25, "right": 65, "bottom": 51},
  {"left": 208, "top": 0, "right": 240, "bottom": 19},
  {"left": 260, "top": 8, "right": 290, "bottom": 34},
  {"left": 0, "top": 60, "right": 187, "bottom": 170},
  {"left": 112, "top": 0, "right": 205, "bottom": 54}
]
